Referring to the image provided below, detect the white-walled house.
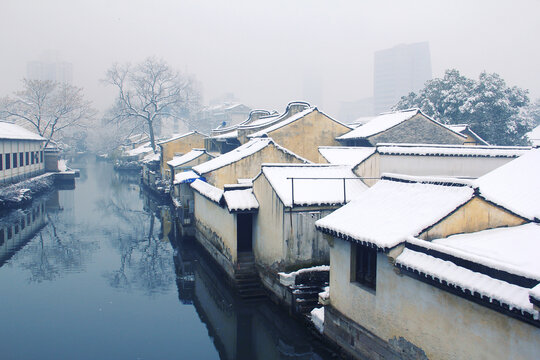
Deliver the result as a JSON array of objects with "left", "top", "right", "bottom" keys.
[
  {"left": 314, "top": 149, "right": 540, "bottom": 359},
  {"left": 0, "top": 122, "right": 46, "bottom": 184}
]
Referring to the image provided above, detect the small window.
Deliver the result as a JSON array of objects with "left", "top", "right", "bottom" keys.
[
  {"left": 0, "top": 155, "right": 3, "bottom": 170},
  {"left": 0, "top": 230, "right": 4, "bottom": 246},
  {"left": 5, "top": 153, "right": 10, "bottom": 170},
  {"left": 12, "top": 153, "right": 17, "bottom": 168},
  {"left": 26, "top": 152, "right": 29, "bottom": 165},
  {"left": 20, "top": 152, "right": 24, "bottom": 167},
  {"left": 40, "top": 151, "right": 44, "bottom": 163},
  {"left": 31, "top": 152, "right": 35, "bottom": 165},
  {"left": 351, "top": 243, "right": 377, "bottom": 291}
]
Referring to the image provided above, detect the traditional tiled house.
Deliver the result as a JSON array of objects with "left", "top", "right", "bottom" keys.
[
  {"left": 314, "top": 149, "right": 540, "bottom": 359},
  {"left": 157, "top": 131, "right": 207, "bottom": 178},
  {"left": 336, "top": 109, "right": 467, "bottom": 146},
  {"left": 192, "top": 137, "right": 309, "bottom": 189},
  {"left": 167, "top": 149, "right": 214, "bottom": 185},
  {"left": 246, "top": 106, "right": 352, "bottom": 163},
  {"left": 0, "top": 122, "right": 46, "bottom": 184},
  {"left": 205, "top": 110, "right": 275, "bottom": 154}
]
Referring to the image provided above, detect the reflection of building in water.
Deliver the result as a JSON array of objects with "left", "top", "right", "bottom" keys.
[
  {"left": 0, "top": 198, "right": 48, "bottom": 267},
  {"left": 171, "top": 236, "right": 327, "bottom": 360}
]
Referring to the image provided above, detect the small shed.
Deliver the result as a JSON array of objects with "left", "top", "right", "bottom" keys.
[{"left": 157, "top": 131, "right": 207, "bottom": 177}]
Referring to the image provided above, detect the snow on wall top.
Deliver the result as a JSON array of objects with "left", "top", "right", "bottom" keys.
[
  {"left": 190, "top": 179, "right": 223, "bottom": 203},
  {"left": 475, "top": 149, "right": 540, "bottom": 220},
  {"left": 223, "top": 188, "right": 259, "bottom": 212},
  {"left": 530, "top": 283, "right": 540, "bottom": 303},
  {"left": 337, "top": 109, "right": 420, "bottom": 140},
  {"left": 0, "top": 121, "right": 45, "bottom": 141},
  {"left": 247, "top": 108, "right": 317, "bottom": 138},
  {"left": 167, "top": 149, "right": 208, "bottom": 168},
  {"left": 396, "top": 248, "right": 539, "bottom": 320},
  {"left": 430, "top": 224, "right": 540, "bottom": 279},
  {"left": 211, "top": 130, "right": 238, "bottom": 139},
  {"left": 174, "top": 170, "right": 200, "bottom": 184},
  {"left": 193, "top": 137, "right": 308, "bottom": 175},
  {"left": 315, "top": 179, "right": 474, "bottom": 249},
  {"left": 318, "top": 146, "right": 376, "bottom": 166},
  {"left": 377, "top": 143, "right": 527, "bottom": 157},
  {"left": 261, "top": 164, "right": 368, "bottom": 208}
]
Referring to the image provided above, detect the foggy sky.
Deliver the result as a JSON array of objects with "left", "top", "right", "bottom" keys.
[{"left": 1, "top": 0, "right": 539, "bottom": 117}]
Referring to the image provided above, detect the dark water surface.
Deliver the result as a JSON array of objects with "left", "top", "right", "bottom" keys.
[{"left": 0, "top": 157, "right": 332, "bottom": 360}]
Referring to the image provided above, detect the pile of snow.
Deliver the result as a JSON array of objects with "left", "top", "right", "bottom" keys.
[
  {"left": 310, "top": 307, "right": 325, "bottom": 333},
  {"left": 58, "top": 159, "right": 68, "bottom": 172}
]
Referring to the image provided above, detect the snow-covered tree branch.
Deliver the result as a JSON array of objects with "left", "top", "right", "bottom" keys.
[
  {"left": 393, "top": 69, "right": 535, "bottom": 145},
  {"left": 103, "top": 57, "right": 201, "bottom": 151},
  {"left": 0, "top": 79, "right": 96, "bottom": 147}
]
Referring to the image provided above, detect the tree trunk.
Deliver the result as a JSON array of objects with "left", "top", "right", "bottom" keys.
[{"left": 148, "top": 119, "right": 157, "bottom": 152}]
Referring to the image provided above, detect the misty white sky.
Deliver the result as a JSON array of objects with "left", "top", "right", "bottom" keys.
[{"left": 1, "top": 0, "right": 539, "bottom": 117}]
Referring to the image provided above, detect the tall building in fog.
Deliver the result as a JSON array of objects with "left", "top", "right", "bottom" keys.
[
  {"left": 27, "top": 51, "right": 73, "bottom": 84},
  {"left": 373, "top": 42, "right": 431, "bottom": 114}
]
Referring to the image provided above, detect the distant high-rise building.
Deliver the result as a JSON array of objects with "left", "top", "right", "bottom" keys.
[
  {"left": 373, "top": 42, "right": 431, "bottom": 114},
  {"left": 26, "top": 51, "right": 73, "bottom": 84}
]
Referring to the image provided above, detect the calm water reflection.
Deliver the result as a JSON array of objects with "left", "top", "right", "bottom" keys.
[{"left": 0, "top": 157, "right": 333, "bottom": 360}]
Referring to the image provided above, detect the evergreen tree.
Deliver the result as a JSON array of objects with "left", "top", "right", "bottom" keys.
[{"left": 394, "top": 69, "right": 534, "bottom": 145}]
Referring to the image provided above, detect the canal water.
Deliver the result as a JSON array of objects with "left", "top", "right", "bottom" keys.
[{"left": 0, "top": 157, "right": 335, "bottom": 360}]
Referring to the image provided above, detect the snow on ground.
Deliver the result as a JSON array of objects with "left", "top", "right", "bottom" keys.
[
  {"left": 310, "top": 307, "right": 325, "bottom": 333},
  {"left": 396, "top": 248, "right": 539, "bottom": 320},
  {"left": 315, "top": 179, "right": 474, "bottom": 250}
]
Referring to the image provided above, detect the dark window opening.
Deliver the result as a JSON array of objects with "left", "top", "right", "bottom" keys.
[
  {"left": 20, "top": 152, "right": 24, "bottom": 167},
  {"left": 0, "top": 230, "right": 4, "bottom": 246},
  {"left": 237, "top": 213, "right": 253, "bottom": 252},
  {"left": 0, "top": 155, "right": 3, "bottom": 170},
  {"left": 40, "top": 151, "right": 44, "bottom": 163},
  {"left": 7, "top": 228, "right": 12, "bottom": 240},
  {"left": 31, "top": 152, "right": 35, "bottom": 164},
  {"left": 12, "top": 153, "right": 17, "bottom": 168},
  {"left": 5, "top": 153, "right": 10, "bottom": 169},
  {"left": 26, "top": 152, "right": 29, "bottom": 165},
  {"left": 352, "top": 243, "right": 377, "bottom": 291}
]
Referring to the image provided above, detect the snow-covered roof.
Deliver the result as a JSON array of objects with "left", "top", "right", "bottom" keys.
[
  {"left": 318, "top": 146, "right": 376, "bottom": 166},
  {"left": 530, "top": 284, "right": 540, "bottom": 306},
  {"left": 238, "top": 113, "right": 280, "bottom": 129},
  {"left": 347, "top": 116, "right": 376, "bottom": 128},
  {"left": 395, "top": 248, "right": 539, "bottom": 321},
  {"left": 429, "top": 224, "right": 540, "bottom": 280},
  {"left": 0, "top": 121, "right": 45, "bottom": 141},
  {"left": 337, "top": 109, "right": 420, "bottom": 140},
  {"left": 211, "top": 130, "right": 238, "bottom": 139},
  {"left": 260, "top": 164, "right": 368, "bottom": 207},
  {"left": 474, "top": 149, "right": 540, "bottom": 220},
  {"left": 192, "top": 137, "right": 309, "bottom": 175},
  {"left": 376, "top": 143, "right": 527, "bottom": 157},
  {"left": 157, "top": 131, "right": 206, "bottom": 145},
  {"left": 527, "top": 125, "right": 540, "bottom": 146},
  {"left": 315, "top": 178, "right": 474, "bottom": 250},
  {"left": 247, "top": 108, "right": 316, "bottom": 138},
  {"left": 190, "top": 179, "right": 223, "bottom": 204},
  {"left": 174, "top": 170, "right": 201, "bottom": 184},
  {"left": 223, "top": 188, "right": 259, "bottom": 212},
  {"left": 142, "top": 152, "right": 160, "bottom": 163},
  {"left": 126, "top": 142, "right": 153, "bottom": 156},
  {"left": 167, "top": 149, "right": 209, "bottom": 168},
  {"left": 447, "top": 124, "right": 489, "bottom": 145},
  {"left": 238, "top": 102, "right": 310, "bottom": 131}
]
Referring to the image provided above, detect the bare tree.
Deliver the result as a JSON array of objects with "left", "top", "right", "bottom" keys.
[
  {"left": 0, "top": 79, "right": 96, "bottom": 147},
  {"left": 104, "top": 57, "right": 201, "bottom": 151}
]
